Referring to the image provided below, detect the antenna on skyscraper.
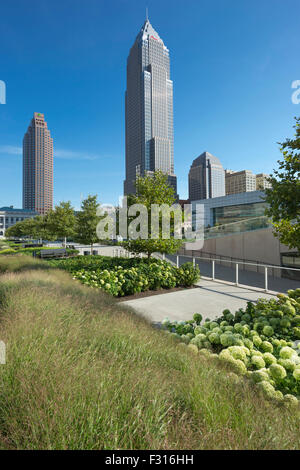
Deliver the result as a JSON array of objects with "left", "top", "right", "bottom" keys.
[{"left": 146, "top": 7, "right": 148, "bottom": 21}]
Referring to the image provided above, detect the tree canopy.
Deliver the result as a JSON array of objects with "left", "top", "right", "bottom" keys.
[
  {"left": 265, "top": 117, "right": 300, "bottom": 253},
  {"left": 75, "top": 195, "right": 102, "bottom": 253},
  {"left": 121, "top": 170, "right": 183, "bottom": 258}
]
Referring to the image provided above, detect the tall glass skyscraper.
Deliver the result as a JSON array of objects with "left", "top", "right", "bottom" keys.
[
  {"left": 23, "top": 112, "right": 53, "bottom": 215},
  {"left": 124, "top": 19, "right": 177, "bottom": 195},
  {"left": 188, "top": 152, "right": 225, "bottom": 201}
]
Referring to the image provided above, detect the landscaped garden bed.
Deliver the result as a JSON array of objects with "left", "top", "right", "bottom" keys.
[
  {"left": 48, "top": 255, "right": 200, "bottom": 297},
  {"left": 162, "top": 288, "right": 300, "bottom": 404},
  {"left": 0, "top": 255, "right": 299, "bottom": 449}
]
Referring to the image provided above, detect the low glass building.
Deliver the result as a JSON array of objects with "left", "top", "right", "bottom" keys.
[{"left": 191, "top": 191, "right": 269, "bottom": 233}]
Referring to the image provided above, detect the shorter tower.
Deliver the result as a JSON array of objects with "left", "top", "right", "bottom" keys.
[
  {"left": 225, "top": 169, "right": 256, "bottom": 195},
  {"left": 188, "top": 152, "right": 225, "bottom": 201},
  {"left": 23, "top": 112, "right": 53, "bottom": 215}
]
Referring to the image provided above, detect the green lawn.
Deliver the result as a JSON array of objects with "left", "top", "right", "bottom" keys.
[{"left": 0, "top": 255, "right": 299, "bottom": 449}]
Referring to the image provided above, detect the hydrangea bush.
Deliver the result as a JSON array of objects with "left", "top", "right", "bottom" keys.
[
  {"left": 49, "top": 256, "right": 200, "bottom": 297},
  {"left": 162, "top": 289, "right": 300, "bottom": 404}
]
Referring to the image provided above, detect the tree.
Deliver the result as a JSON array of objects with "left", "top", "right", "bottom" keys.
[
  {"left": 6, "top": 217, "right": 37, "bottom": 239},
  {"left": 5, "top": 215, "right": 56, "bottom": 242},
  {"left": 121, "top": 170, "right": 183, "bottom": 258},
  {"left": 5, "top": 220, "right": 26, "bottom": 238},
  {"left": 265, "top": 117, "right": 300, "bottom": 253},
  {"left": 47, "top": 201, "right": 76, "bottom": 247},
  {"left": 32, "top": 215, "right": 57, "bottom": 243},
  {"left": 75, "top": 195, "right": 102, "bottom": 254}
]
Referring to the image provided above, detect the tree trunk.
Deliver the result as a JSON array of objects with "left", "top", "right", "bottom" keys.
[
  {"left": 91, "top": 243, "right": 93, "bottom": 255},
  {"left": 64, "top": 236, "right": 67, "bottom": 248}
]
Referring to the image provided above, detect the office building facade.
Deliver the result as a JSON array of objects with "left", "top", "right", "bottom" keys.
[
  {"left": 0, "top": 206, "right": 37, "bottom": 237},
  {"left": 188, "top": 152, "right": 225, "bottom": 201},
  {"left": 124, "top": 19, "right": 177, "bottom": 195},
  {"left": 256, "top": 173, "right": 271, "bottom": 190},
  {"left": 23, "top": 112, "right": 53, "bottom": 215},
  {"left": 225, "top": 169, "right": 256, "bottom": 195}
]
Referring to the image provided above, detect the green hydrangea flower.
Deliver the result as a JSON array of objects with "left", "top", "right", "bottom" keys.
[
  {"left": 241, "top": 313, "right": 252, "bottom": 323},
  {"left": 194, "top": 326, "right": 208, "bottom": 335},
  {"left": 198, "top": 349, "right": 211, "bottom": 357},
  {"left": 261, "top": 341, "right": 273, "bottom": 353},
  {"left": 279, "top": 346, "right": 294, "bottom": 359},
  {"left": 208, "top": 332, "right": 220, "bottom": 344},
  {"left": 220, "top": 333, "right": 235, "bottom": 347},
  {"left": 283, "top": 394, "right": 298, "bottom": 406},
  {"left": 232, "top": 337, "right": 244, "bottom": 346},
  {"left": 193, "top": 313, "right": 203, "bottom": 324},
  {"left": 280, "top": 318, "right": 291, "bottom": 328},
  {"left": 211, "top": 327, "right": 223, "bottom": 335},
  {"left": 243, "top": 338, "right": 254, "bottom": 350},
  {"left": 293, "top": 368, "right": 300, "bottom": 381},
  {"left": 278, "top": 358, "right": 295, "bottom": 371},
  {"left": 232, "top": 359, "right": 247, "bottom": 375},
  {"left": 263, "top": 353, "right": 277, "bottom": 366},
  {"left": 180, "top": 334, "right": 190, "bottom": 344},
  {"left": 224, "top": 325, "right": 234, "bottom": 332},
  {"left": 187, "top": 344, "right": 198, "bottom": 354},
  {"left": 269, "top": 363, "right": 287, "bottom": 380},
  {"left": 234, "top": 323, "right": 244, "bottom": 334},
  {"left": 228, "top": 346, "right": 247, "bottom": 362},
  {"left": 257, "top": 380, "right": 277, "bottom": 399},
  {"left": 250, "top": 369, "right": 270, "bottom": 383},
  {"left": 195, "top": 333, "right": 207, "bottom": 342},
  {"left": 262, "top": 325, "right": 274, "bottom": 337},
  {"left": 251, "top": 350, "right": 263, "bottom": 357},
  {"left": 253, "top": 336, "right": 262, "bottom": 348},
  {"left": 251, "top": 355, "right": 266, "bottom": 369},
  {"left": 274, "top": 390, "right": 284, "bottom": 401}
]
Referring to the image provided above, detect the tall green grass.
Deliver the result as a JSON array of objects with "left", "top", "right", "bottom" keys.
[{"left": 0, "top": 256, "right": 299, "bottom": 449}]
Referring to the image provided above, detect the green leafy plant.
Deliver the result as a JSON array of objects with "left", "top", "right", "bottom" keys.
[
  {"left": 265, "top": 117, "right": 300, "bottom": 253},
  {"left": 162, "top": 288, "right": 300, "bottom": 403}
]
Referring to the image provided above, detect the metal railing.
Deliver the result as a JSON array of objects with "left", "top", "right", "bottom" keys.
[
  {"left": 171, "top": 253, "right": 300, "bottom": 293},
  {"left": 111, "top": 248, "right": 300, "bottom": 294}
]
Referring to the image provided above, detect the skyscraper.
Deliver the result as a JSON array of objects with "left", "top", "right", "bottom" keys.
[
  {"left": 23, "top": 112, "right": 53, "bottom": 215},
  {"left": 188, "top": 152, "right": 225, "bottom": 201},
  {"left": 124, "top": 18, "right": 177, "bottom": 195}
]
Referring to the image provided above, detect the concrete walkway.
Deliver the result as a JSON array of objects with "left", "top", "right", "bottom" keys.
[
  {"left": 122, "top": 279, "right": 277, "bottom": 324},
  {"left": 167, "top": 254, "right": 300, "bottom": 293}
]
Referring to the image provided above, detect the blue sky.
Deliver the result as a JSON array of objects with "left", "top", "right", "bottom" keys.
[{"left": 0, "top": 0, "right": 300, "bottom": 209}]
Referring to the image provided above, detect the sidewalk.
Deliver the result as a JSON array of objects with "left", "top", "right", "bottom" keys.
[
  {"left": 167, "top": 254, "right": 300, "bottom": 293},
  {"left": 122, "top": 279, "right": 277, "bottom": 324}
]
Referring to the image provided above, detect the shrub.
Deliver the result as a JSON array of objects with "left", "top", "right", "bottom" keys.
[{"left": 49, "top": 256, "right": 200, "bottom": 297}]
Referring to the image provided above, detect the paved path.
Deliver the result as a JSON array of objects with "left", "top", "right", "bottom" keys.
[{"left": 122, "top": 279, "right": 277, "bottom": 325}]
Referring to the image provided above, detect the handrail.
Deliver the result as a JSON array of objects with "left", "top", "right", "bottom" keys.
[{"left": 173, "top": 254, "right": 300, "bottom": 272}]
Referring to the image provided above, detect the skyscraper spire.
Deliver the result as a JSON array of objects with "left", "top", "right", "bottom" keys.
[{"left": 146, "top": 7, "right": 148, "bottom": 21}]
